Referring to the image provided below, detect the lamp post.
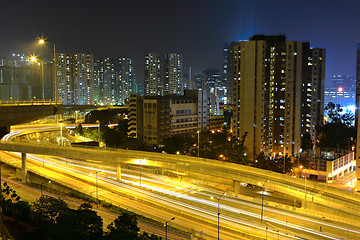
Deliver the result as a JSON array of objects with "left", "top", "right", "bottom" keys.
[
  {"left": 60, "top": 122, "right": 63, "bottom": 146},
  {"left": 29, "top": 55, "right": 44, "bottom": 100},
  {"left": 38, "top": 38, "right": 57, "bottom": 102},
  {"left": 197, "top": 130, "right": 200, "bottom": 158},
  {"left": 40, "top": 181, "right": 51, "bottom": 197},
  {"left": 303, "top": 175, "right": 307, "bottom": 208},
  {"left": 261, "top": 179, "right": 269, "bottom": 223},
  {"left": 96, "top": 120, "right": 100, "bottom": 143},
  {"left": 75, "top": 110, "right": 79, "bottom": 123},
  {"left": 95, "top": 171, "right": 101, "bottom": 208},
  {"left": 139, "top": 159, "right": 143, "bottom": 187},
  {"left": 283, "top": 143, "right": 286, "bottom": 174},
  {"left": 165, "top": 217, "right": 175, "bottom": 240},
  {"left": 211, "top": 192, "right": 226, "bottom": 240}
]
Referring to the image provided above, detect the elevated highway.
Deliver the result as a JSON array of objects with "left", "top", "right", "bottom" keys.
[
  {"left": 1, "top": 138, "right": 360, "bottom": 224},
  {"left": 0, "top": 100, "right": 62, "bottom": 136}
]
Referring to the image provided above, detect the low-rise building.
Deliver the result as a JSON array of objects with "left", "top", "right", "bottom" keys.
[{"left": 128, "top": 90, "right": 204, "bottom": 146}]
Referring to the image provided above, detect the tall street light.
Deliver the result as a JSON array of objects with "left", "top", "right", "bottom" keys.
[
  {"left": 40, "top": 180, "right": 51, "bottom": 197},
  {"left": 303, "top": 175, "right": 307, "bottom": 209},
  {"left": 91, "top": 170, "right": 102, "bottom": 208},
  {"left": 211, "top": 192, "right": 226, "bottom": 240},
  {"left": 29, "top": 55, "right": 44, "bottom": 100},
  {"left": 165, "top": 217, "right": 175, "bottom": 240},
  {"left": 197, "top": 130, "right": 200, "bottom": 158},
  {"left": 38, "top": 38, "right": 57, "bottom": 102},
  {"left": 260, "top": 179, "right": 269, "bottom": 223},
  {"left": 96, "top": 120, "right": 100, "bottom": 143},
  {"left": 60, "top": 122, "right": 63, "bottom": 146},
  {"left": 139, "top": 159, "right": 143, "bottom": 187},
  {"left": 29, "top": 55, "right": 45, "bottom": 101}
]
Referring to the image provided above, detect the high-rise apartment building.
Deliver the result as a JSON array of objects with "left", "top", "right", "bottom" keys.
[
  {"left": 231, "top": 35, "right": 325, "bottom": 159},
  {"left": 223, "top": 42, "right": 233, "bottom": 104},
  {"left": 144, "top": 53, "right": 162, "bottom": 96},
  {"left": 201, "top": 69, "right": 225, "bottom": 115},
  {"left": 56, "top": 53, "right": 94, "bottom": 105},
  {"left": 73, "top": 54, "right": 94, "bottom": 105},
  {"left": 355, "top": 43, "right": 360, "bottom": 191},
  {"left": 144, "top": 53, "right": 183, "bottom": 96},
  {"left": 56, "top": 53, "right": 74, "bottom": 105},
  {"left": 94, "top": 57, "right": 136, "bottom": 105},
  {"left": 94, "top": 58, "right": 117, "bottom": 105},
  {"left": 183, "top": 66, "right": 192, "bottom": 90},
  {"left": 167, "top": 53, "right": 183, "bottom": 95},
  {"left": 0, "top": 54, "right": 54, "bottom": 101},
  {"left": 119, "top": 58, "right": 136, "bottom": 105}
]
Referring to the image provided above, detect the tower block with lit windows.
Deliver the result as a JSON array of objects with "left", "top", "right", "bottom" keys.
[
  {"left": 231, "top": 35, "right": 325, "bottom": 159},
  {"left": 355, "top": 43, "right": 360, "bottom": 191}
]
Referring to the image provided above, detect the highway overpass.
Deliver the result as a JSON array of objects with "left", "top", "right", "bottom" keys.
[
  {"left": 0, "top": 100, "right": 62, "bottom": 137},
  {"left": 1, "top": 139, "right": 360, "bottom": 224}
]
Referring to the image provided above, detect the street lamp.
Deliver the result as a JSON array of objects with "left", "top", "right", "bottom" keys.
[
  {"left": 37, "top": 38, "right": 57, "bottom": 102},
  {"left": 92, "top": 170, "right": 102, "bottom": 208},
  {"left": 40, "top": 180, "right": 51, "bottom": 197},
  {"left": 29, "top": 55, "right": 45, "bottom": 100},
  {"left": 165, "top": 217, "right": 175, "bottom": 240},
  {"left": 260, "top": 179, "right": 269, "bottom": 223},
  {"left": 197, "top": 130, "right": 200, "bottom": 158},
  {"left": 303, "top": 175, "right": 307, "bottom": 209},
  {"left": 211, "top": 192, "right": 226, "bottom": 240},
  {"left": 75, "top": 110, "right": 79, "bottom": 123},
  {"left": 60, "top": 122, "right": 63, "bottom": 146},
  {"left": 96, "top": 120, "right": 100, "bottom": 143},
  {"left": 139, "top": 159, "right": 143, "bottom": 187}
]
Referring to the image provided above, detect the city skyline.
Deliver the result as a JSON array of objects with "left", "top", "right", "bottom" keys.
[{"left": 1, "top": 1, "right": 360, "bottom": 82}]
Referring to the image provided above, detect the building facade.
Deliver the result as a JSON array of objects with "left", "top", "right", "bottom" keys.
[
  {"left": 119, "top": 58, "right": 136, "bottom": 105},
  {"left": 56, "top": 53, "right": 94, "bottom": 105},
  {"left": 128, "top": 90, "right": 200, "bottom": 146},
  {"left": 144, "top": 53, "right": 183, "bottom": 96},
  {"left": 231, "top": 35, "right": 325, "bottom": 159},
  {"left": 0, "top": 54, "right": 53, "bottom": 101}
]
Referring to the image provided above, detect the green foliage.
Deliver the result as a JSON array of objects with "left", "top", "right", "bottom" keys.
[
  {"left": 252, "top": 152, "right": 293, "bottom": 173},
  {"left": 163, "top": 135, "right": 196, "bottom": 154},
  {"left": 0, "top": 185, "right": 175, "bottom": 240},
  {"left": 105, "top": 212, "right": 139, "bottom": 240},
  {"left": 69, "top": 190, "right": 97, "bottom": 203},
  {"left": 198, "top": 130, "right": 249, "bottom": 164},
  {"left": 32, "top": 196, "right": 69, "bottom": 224},
  {"left": 45, "top": 203, "right": 103, "bottom": 240},
  {"left": 301, "top": 134, "right": 312, "bottom": 151},
  {"left": 0, "top": 182, "right": 21, "bottom": 213},
  {"left": 316, "top": 102, "right": 355, "bottom": 150},
  {"left": 138, "top": 232, "right": 162, "bottom": 240},
  {"left": 75, "top": 123, "right": 84, "bottom": 135}
]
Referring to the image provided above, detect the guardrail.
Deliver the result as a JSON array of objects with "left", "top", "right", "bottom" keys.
[{"left": 0, "top": 100, "right": 62, "bottom": 106}]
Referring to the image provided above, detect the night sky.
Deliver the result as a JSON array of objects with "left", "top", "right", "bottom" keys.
[{"left": 1, "top": 0, "right": 360, "bottom": 84}]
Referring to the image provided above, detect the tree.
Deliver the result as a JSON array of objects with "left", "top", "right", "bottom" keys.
[
  {"left": 316, "top": 102, "right": 355, "bottom": 150},
  {"left": 139, "top": 232, "right": 162, "bottom": 240},
  {"left": 45, "top": 203, "right": 103, "bottom": 240},
  {"left": 32, "top": 196, "right": 69, "bottom": 224},
  {"left": 104, "top": 212, "right": 139, "bottom": 240},
  {"left": 252, "top": 152, "right": 293, "bottom": 173},
  {"left": 226, "top": 132, "right": 249, "bottom": 165},
  {"left": 75, "top": 124, "right": 84, "bottom": 135},
  {"left": 301, "top": 134, "right": 312, "bottom": 152}
]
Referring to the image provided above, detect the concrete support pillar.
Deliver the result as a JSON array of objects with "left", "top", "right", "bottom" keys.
[
  {"left": 234, "top": 180, "right": 240, "bottom": 196},
  {"left": 116, "top": 164, "right": 121, "bottom": 181},
  {"left": 22, "top": 153, "right": 27, "bottom": 183}
]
